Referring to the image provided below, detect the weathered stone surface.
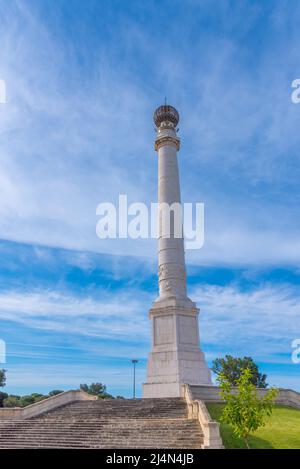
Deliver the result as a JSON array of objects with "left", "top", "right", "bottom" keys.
[
  {"left": 189, "top": 385, "right": 300, "bottom": 409},
  {"left": 143, "top": 105, "right": 211, "bottom": 398},
  {"left": 0, "top": 398, "right": 204, "bottom": 449}
]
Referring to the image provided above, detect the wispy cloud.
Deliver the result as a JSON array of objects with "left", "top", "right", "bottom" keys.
[
  {"left": 194, "top": 283, "right": 300, "bottom": 361},
  {"left": 0, "top": 1, "right": 300, "bottom": 265},
  {"left": 0, "top": 289, "right": 151, "bottom": 340},
  {"left": 1, "top": 278, "right": 299, "bottom": 392},
  {"left": 1, "top": 281, "right": 299, "bottom": 364},
  {"left": 0, "top": 0, "right": 300, "bottom": 394}
]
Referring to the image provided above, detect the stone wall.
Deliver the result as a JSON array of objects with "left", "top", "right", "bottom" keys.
[
  {"left": 0, "top": 390, "right": 97, "bottom": 420},
  {"left": 183, "top": 384, "right": 224, "bottom": 449},
  {"left": 189, "top": 385, "right": 300, "bottom": 409}
]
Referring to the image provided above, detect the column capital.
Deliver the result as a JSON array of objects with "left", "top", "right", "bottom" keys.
[{"left": 155, "top": 135, "right": 180, "bottom": 151}]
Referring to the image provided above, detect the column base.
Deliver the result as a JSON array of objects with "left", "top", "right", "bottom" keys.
[
  {"left": 143, "top": 298, "right": 212, "bottom": 398},
  {"left": 143, "top": 349, "right": 212, "bottom": 398},
  {"left": 142, "top": 382, "right": 183, "bottom": 398}
]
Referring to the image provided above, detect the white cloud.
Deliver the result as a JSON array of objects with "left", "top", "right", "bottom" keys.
[
  {"left": 1, "top": 279, "right": 299, "bottom": 392},
  {"left": 1, "top": 282, "right": 299, "bottom": 365},
  {"left": 0, "top": 289, "right": 151, "bottom": 341},
  {"left": 0, "top": 0, "right": 299, "bottom": 395},
  {"left": 0, "top": 2, "right": 300, "bottom": 266},
  {"left": 193, "top": 283, "right": 300, "bottom": 361}
]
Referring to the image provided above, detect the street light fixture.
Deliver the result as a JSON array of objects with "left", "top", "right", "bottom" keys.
[{"left": 131, "top": 359, "right": 139, "bottom": 398}]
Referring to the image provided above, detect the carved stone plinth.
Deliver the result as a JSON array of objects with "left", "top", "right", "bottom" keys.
[{"left": 143, "top": 298, "right": 212, "bottom": 398}]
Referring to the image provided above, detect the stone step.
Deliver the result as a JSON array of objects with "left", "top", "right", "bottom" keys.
[
  {"left": 0, "top": 397, "right": 203, "bottom": 448},
  {"left": 0, "top": 444, "right": 202, "bottom": 449}
]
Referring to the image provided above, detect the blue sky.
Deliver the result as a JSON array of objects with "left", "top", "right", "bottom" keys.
[{"left": 0, "top": 0, "right": 299, "bottom": 397}]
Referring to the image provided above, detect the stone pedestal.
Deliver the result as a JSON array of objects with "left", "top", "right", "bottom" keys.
[{"left": 143, "top": 297, "right": 212, "bottom": 398}]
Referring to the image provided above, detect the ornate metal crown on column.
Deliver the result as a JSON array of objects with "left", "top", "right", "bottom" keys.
[
  {"left": 154, "top": 105, "right": 179, "bottom": 128},
  {"left": 154, "top": 105, "right": 180, "bottom": 151}
]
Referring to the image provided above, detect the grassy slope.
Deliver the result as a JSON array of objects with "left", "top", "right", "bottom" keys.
[{"left": 206, "top": 403, "right": 300, "bottom": 449}]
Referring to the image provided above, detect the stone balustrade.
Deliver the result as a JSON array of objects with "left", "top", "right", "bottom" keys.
[
  {"left": 188, "top": 385, "right": 300, "bottom": 409},
  {"left": 0, "top": 389, "right": 97, "bottom": 420},
  {"left": 182, "top": 384, "right": 224, "bottom": 449}
]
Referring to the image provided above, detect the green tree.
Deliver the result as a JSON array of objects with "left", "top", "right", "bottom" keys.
[
  {"left": 3, "top": 395, "right": 21, "bottom": 407},
  {"left": 0, "top": 391, "right": 8, "bottom": 407},
  {"left": 48, "top": 390, "right": 64, "bottom": 397},
  {"left": 212, "top": 355, "right": 267, "bottom": 388},
  {"left": 3, "top": 393, "right": 48, "bottom": 408},
  {"left": 19, "top": 393, "right": 47, "bottom": 407},
  {"left": 0, "top": 369, "right": 6, "bottom": 388},
  {"left": 80, "top": 382, "right": 114, "bottom": 399},
  {"left": 218, "top": 368, "right": 278, "bottom": 448}
]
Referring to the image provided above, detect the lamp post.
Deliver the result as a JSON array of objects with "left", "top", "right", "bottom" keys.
[{"left": 131, "top": 359, "right": 138, "bottom": 398}]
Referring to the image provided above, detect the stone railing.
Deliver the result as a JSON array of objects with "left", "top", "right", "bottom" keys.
[
  {"left": 182, "top": 384, "right": 224, "bottom": 449},
  {"left": 183, "top": 384, "right": 300, "bottom": 449},
  {"left": 188, "top": 385, "right": 300, "bottom": 409},
  {"left": 274, "top": 388, "right": 300, "bottom": 408},
  {"left": 0, "top": 390, "right": 97, "bottom": 420}
]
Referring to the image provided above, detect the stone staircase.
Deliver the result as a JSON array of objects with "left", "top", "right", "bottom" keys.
[{"left": 0, "top": 398, "right": 204, "bottom": 448}]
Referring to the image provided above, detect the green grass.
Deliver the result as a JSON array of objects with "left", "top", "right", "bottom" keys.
[{"left": 206, "top": 403, "right": 300, "bottom": 449}]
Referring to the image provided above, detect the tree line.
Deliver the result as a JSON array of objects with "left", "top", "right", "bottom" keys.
[{"left": 0, "top": 371, "right": 123, "bottom": 407}]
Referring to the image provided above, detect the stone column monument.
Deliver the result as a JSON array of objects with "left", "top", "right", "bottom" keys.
[{"left": 143, "top": 104, "right": 212, "bottom": 398}]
